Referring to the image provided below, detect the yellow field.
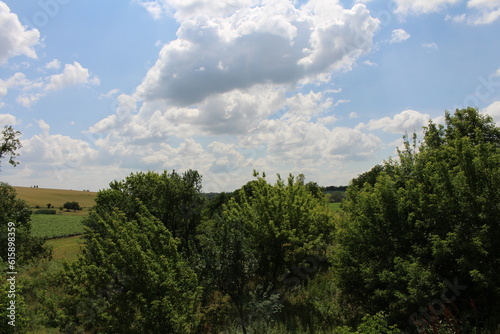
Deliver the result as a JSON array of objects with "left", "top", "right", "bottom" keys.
[{"left": 13, "top": 186, "right": 97, "bottom": 209}]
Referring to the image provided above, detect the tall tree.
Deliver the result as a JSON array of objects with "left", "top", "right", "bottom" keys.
[
  {"left": 57, "top": 195, "right": 202, "bottom": 333},
  {"left": 94, "top": 170, "right": 204, "bottom": 259},
  {"left": 334, "top": 107, "right": 500, "bottom": 332},
  {"left": 198, "top": 172, "right": 335, "bottom": 332}
]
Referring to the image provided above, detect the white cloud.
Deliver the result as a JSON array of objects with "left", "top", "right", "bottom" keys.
[
  {"left": 466, "top": 0, "right": 500, "bottom": 24},
  {"left": 20, "top": 120, "right": 98, "bottom": 167},
  {"left": 45, "top": 59, "right": 61, "bottom": 70},
  {"left": 445, "top": 0, "right": 500, "bottom": 24},
  {"left": 0, "top": 2, "right": 40, "bottom": 64},
  {"left": 394, "top": 0, "right": 460, "bottom": 16},
  {"left": 100, "top": 88, "right": 120, "bottom": 98},
  {"left": 137, "top": 0, "right": 261, "bottom": 21},
  {"left": 0, "top": 113, "right": 17, "bottom": 125},
  {"left": 484, "top": 100, "right": 500, "bottom": 123},
  {"left": 17, "top": 93, "right": 43, "bottom": 107},
  {"left": 245, "top": 118, "right": 382, "bottom": 162},
  {"left": 45, "top": 62, "right": 99, "bottom": 91},
  {"left": 390, "top": 29, "right": 410, "bottom": 44},
  {"left": 135, "top": 1, "right": 379, "bottom": 106},
  {"left": 365, "top": 109, "right": 431, "bottom": 134},
  {"left": 0, "top": 72, "right": 29, "bottom": 98},
  {"left": 12, "top": 62, "right": 99, "bottom": 107},
  {"left": 422, "top": 42, "right": 438, "bottom": 49}
]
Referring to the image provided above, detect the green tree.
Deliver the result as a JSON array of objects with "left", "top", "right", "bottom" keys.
[
  {"left": 198, "top": 215, "right": 258, "bottom": 334},
  {"left": 98, "top": 170, "right": 204, "bottom": 259},
  {"left": 0, "top": 125, "right": 22, "bottom": 171},
  {"left": 63, "top": 201, "right": 81, "bottom": 211},
  {"left": 0, "top": 182, "right": 49, "bottom": 264},
  {"left": 57, "top": 199, "right": 202, "bottom": 333},
  {"left": 334, "top": 107, "right": 500, "bottom": 332},
  {"left": 198, "top": 172, "right": 335, "bottom": 333}
]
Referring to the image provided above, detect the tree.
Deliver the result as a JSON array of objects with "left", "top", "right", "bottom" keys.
[
  {"left": 333, "top": 108, "right": 500, "bottom": 332},
  {"left": 56, "top": 191, "right": 202, "bottom": 333},
  {"left": 97, "top": 170, "right": 204, "bottom": 259},
  {"left": 63, "top": 201, "right": 81, "bottom": 212},
  {"left": 0, "top": 182, "right": 49, "bottom": 264},
  {"left": 198, "top": 172, "right": 335, "bottom": 333},
  {"left": 0, "top": 125, "right": 22, "bottom": 171},
  {"left": 0, "top": 183, "right": 50, "bottom": 332}
]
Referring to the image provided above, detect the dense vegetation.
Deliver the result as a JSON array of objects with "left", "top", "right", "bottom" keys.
[{"left": 1, "top": 107, "right": 500, "bottom": 333}]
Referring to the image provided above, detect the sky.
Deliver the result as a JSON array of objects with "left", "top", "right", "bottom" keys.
[{"left": 1, "top": 0, "right": 500, "bottom": 192}]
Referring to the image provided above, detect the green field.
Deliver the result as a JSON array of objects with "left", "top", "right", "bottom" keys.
[
  {"left": 328, "top": 202, "right": 342, "bottom": 211},
  {"left": 31, "top": 214, "right": 85, "bottom": 239},
  {"left": 46, "top": 235, "right": 84, "bottom": 261}
]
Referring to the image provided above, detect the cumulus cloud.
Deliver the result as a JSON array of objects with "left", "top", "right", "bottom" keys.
[
  {"left": 394, "top": 0, "right": 460, "bottom": 16},
  {"left": 390, "top": 29, "right": 410, "bottom": 44},
  {"left": 45, "top": 62, "right": 99, "bottom": 91},
  {"left": 14, "top": 62, "right": 99, "bottom": 107},
  {"left": 20, "top": 120, "right": 98, "bottom": 167},
  {"left": 137, "top": 0, "right": 260, "bottom": 21},
  {"left": 0, "top": 2, "right": 40, "bottom": 64},
  {"left": 364, "top": 109, "right": 431, "bottom": 134},
  {"left": 45, "top": 59, "right": 61, "bottom": 70},
  {"left": 135, "top": 1, "right": 379, "bottom": 106},
  {"left": 444, "top": 0, "right": 500, "bottom": 24},
  {"left": 0, "top": 72, "right": 29, "bottom": 98},
  {"left": 245, "top": 117, "right": 382, "bottom": 162},
  {"left": 0, "top": 113, "right": 17, "bottom": 125},
  {"left": 484, "top": 100, "right": 500, "bottom": 123},
  {"left": 240, "top": 93, "right": 383, "bottom": 162},
  {"left": 463, "top": 0, "right": 500, "bottom": 24}
]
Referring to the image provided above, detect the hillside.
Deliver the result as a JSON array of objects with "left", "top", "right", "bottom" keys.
[{"left": 13, "top": 186, "right": 97, "bottom": 209}]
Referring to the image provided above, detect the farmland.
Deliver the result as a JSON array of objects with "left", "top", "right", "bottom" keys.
[
  {"left": 13, "top": 186, "right": 97, "bottom": 211},
  {"left": 31, "top": 214, "right": 85, "bottom": 239}
]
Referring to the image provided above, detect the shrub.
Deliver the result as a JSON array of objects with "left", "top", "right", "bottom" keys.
[{"left": 33, "top": 209, "right": 56, "bottom": 215}]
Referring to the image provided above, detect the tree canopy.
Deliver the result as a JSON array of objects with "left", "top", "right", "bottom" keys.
[
  {"left": 334, "top": 107, "right": 500, "bottom": 332},
  {"left": 56, "top": 174, "right": 202, "bottom": 333}
]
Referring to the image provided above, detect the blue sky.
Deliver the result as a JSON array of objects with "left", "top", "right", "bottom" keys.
[{"left": 1, "top": 0, "right": 500, "bottom": 191}]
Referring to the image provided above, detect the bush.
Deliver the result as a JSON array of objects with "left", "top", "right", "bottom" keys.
[{"left": 33, "top": 209, "right": 56, "bottom": 215}]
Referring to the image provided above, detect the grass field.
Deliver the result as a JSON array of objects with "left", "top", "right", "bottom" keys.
[
  {"left": 31, "top": 214, "right": 85, "bottom": 239},
  {"left": 46, "top": 235, "right": 84, "bottom": 261},
  {"left": 328, "top": 202, "right": 342, "bottom": 211},
  {"left": 13, "top": 186, "right": 97, "bottom": 210}
]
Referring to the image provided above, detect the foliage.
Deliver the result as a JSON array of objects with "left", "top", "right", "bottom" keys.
[
  {"left": 198, "top": 172, "right": 335, "bottom": 333},
  {"left": 334, "top": 108, "right": 500, "bottom": 331},
  {"left": 96, "top": 170, "right": 204, "bottom": 259},
  {"left": 33, "top": 209, "right": 57, "bottom": 215},
  {"left": 0, "top": 278, "right": 29, "bottom": 332},
  {"left": 0, "top": 125, "right": 22, "bottom": 171},
  {"left": 56, "top": 201, "right": 202, "bottom": 333},
  {"left": 63, "top": 201, "right": 81, "bottom": 211},
  {"left": 0, "top": 182, "right": 50, "bottom": 263},
  {"left": 335, "top": 313, "right": 401, "bottom": 334}
]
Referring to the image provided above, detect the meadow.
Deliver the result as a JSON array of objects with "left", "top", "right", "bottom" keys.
[{"left": 30, "top": 214, "right": 85, "bottom": 239}]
